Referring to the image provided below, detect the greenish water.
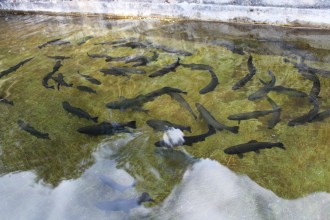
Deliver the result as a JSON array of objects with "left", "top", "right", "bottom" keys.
[{"left": 0, "top": 12, "right": 329, "bottom": 207}]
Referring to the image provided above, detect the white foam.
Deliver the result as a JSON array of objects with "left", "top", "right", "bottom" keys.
[
  {"left": 162, "top": 127, "right": 185, "bottom": 147},
  {"left": 149, "top": 159, "right": 330, "bottom": 220}
]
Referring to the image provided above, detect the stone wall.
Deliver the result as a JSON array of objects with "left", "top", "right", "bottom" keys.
[{"left": 1, "top": 0, "right": 330, "bottom": 28}]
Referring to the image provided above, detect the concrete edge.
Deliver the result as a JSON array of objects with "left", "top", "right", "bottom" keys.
[{"left": 1, "top": 2, "right": 330, "bottom": 29}]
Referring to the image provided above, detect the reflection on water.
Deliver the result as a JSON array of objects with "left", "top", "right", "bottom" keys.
[{"left": 0, "top": 12, "right": 330, "bottom": 217}]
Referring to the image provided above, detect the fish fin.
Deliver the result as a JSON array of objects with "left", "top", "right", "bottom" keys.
[
  {"left": 248, "top": 140, "right": 258, "bottom": 143},
  {"left": 230, "top": 126, "right": 239, "bottom": 134},
  {"left": 254, "top": 149, "right": 261, "bottom": 154},
  {"left": 126, "top": 121, "right": 137, "bottom": 129},
  {"left": 57, "top": 83, "right": 60, "bottom": 90},
  {"left": 237, "top": 153, "right": 244, "bottom": 159},
  {"left": 92, "top": 117, "right": 98, "bottom": 123}
]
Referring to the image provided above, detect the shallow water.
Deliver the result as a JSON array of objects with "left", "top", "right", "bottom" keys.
[{"left": 0, "top": 12, "right": 329, "bottom": 218}]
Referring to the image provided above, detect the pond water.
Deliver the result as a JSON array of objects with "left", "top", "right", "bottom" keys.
[{"left": 0, "top": 12, "right": 329, "bottom": 219}]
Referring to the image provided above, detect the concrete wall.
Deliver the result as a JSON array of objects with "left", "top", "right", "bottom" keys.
[{"left": 1, "top": 0, "right": 330, "bottom": 28}]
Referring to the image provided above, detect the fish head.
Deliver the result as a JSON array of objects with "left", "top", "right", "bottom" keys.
[
  {"left": 106, "top": 101, "right": 122, "bottom": 109},
  {"left": 223, "top": 147, "right": 235, "bottom": 154},
  {"left": 138, "top": 192, "right": 155, "bottom": 205}
]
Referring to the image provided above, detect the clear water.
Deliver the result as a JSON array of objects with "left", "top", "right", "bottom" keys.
[{"left": 0, "top": 12, "right": 329, "bottom": 219}]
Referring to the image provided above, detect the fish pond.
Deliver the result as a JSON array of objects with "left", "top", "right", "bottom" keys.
[{"left": 0, "top": 12, "right": 329, "bottom": 219}]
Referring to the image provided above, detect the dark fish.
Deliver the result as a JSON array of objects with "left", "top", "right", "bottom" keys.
[
  {"left": 76, "top": 85, "right": 97, "bottom": 94},
  {"left": 271, "top": 85, "right": 308, "bottom": 97},
  {"left": 199, "top": 69, "right": 219, "bottom": 94},
  {"left": 77, "top": 121, "right": 136, "bottom": 136},
  {"left": 52, "top": 73, "right": 73, "bottom": 90},
  {"left": 42, "top": 60, "right": 62, "bottom": 89},
  {"left": 99, "top": 175, "right": 136, "bottom": 192},
  {"left": 155, "top": 125, "right": 216, "bottom": 147},
  {"left": 181, "top": 63, "right": 213, "bottom": 71},
  {"left": 37, "top": 38, "right": 61, "bottom": 49},
  {"left": 77, "top": 71, "right": 101, "bottom": 85},
  {"left": 46, "top": 55, "right": 71, "bottom": 60},
  {"left": 125, "top": 51, "right": 159, "bottom": 67},
  {"left": 0, "top": 57, "right": 34, "bottom": 79},
  {"left": 95, "top": 192, "right": 154, "bottom": 213},
  {"left": 146, "top": 119, "right": 191, "bottom": 133},
  {"left": 266, "top": 96, "right": 281, "bottom": 129},
  {"left": 168, "top": 92, "right": 197, "bottom": 120},
  {"left": 38, "top": 38, "right": 70, "bottom": 48},
  {"left": 248, "top": 70, "right": 276, "bottom": 101},
  {"left": 288, "top": 96, "right": 319, "bottom": 126},
  {"left": 232, "top": 55, "right": 256, "bottom": 90},
  {"left": 224, "top": 140, "right": 285, "bottom": 158},
  {"left": 87, "top": 53, "right": 112, "bottom": 59},
  {"left": 106, "top": 87, "right": 187, "bottom": 112},
  {"left": 309, "top": 109, "right": 330, "bottom": 122},
  {"left": 17, "top": 119, "right": 50, "bottom": 139},
  {"left": 77, "top": 35, "right": 93, "bottom": 46},
  {"left": 149, "top": 58, "right": 180, "bottom": 78},
  {"left": 101, "top": 66, "right": 145, "bottom": 76},
  {"left": 303, "top": 72, "right": 320, "bottom": 99},
  {"left": 62, "top": 101, "right": 98, "bottom": 123},
  {"left": 113, "top": 41, "right": 148, "bottom": 49},
  {"left": 94, "top": 38, "right": 137, "bottom": 46},
  {"left": 227, "top": 109, "right": 280, "bottom": 123},
  {"left": 0, "top": 96, "right": 14, "bottom": 105},
  {"left": 212, "top": 40, "right": 245, "bottom": 55},
  {"left": 149, "top": 43, "right": 192, "bottom": 56},
  {"left": 196, "top": 103, "right": 239, "bottom": 134},
  {"left": 284, "top": 58, "right": 330, "bottom": 78}
]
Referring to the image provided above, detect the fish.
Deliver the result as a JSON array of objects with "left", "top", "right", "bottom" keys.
[
  {"left": 227, "top": 108, "right": 280, "bottom": 123},
  {"left": 106, "top": 87, "right": 187, "bottom": 112},
  {"left": 87, "top": 53, "right": 112, "bottom": 59},
  {"left": 303, "top": 72, "right": 321, "bottom": 99},
  {"left": 284, "top": 58, "right": 330, "bottom": 78},
  {"left": 37, "top": 38, "right": 61, "bottom": 49},
  {"left": 148, "top": 42, "right": 192, "bottom": 56},
  {"left": 100, "top": 66, "right": 145, "bottom": 77},
  {"left": 248, "top": 70, "right": 276, "bottom": 101},
  {"left": 155, "top": 125, "right": 216, "bottom": 147},
  {"left": 77, "top": 121, "right": 136, "bottom": 136},
  {"left": 95, "top": 192, "right": 154, "bottom": 213},
  {"left": 77, "top": 35, "right": 93, "bottom": 46},
  {"left": 168, "top": 92, "right": 197, "bottom": 120},
  {"left": 181, "top": 63, "right": 213, "bottom": 71},
  {"left": 149, "top": 58, "right": 181, "bottom": 78},
  {"left": 46, "top": 55, "right": 71, "bottom": 60},
  {"left": 99, "top": 175, "right": 136, "bottom": 192},
  {"left": 77, "top": 71, "right": 101, "bottom": 85},
  {"left": 211, "top": 40, "right": 245, "bottom": 55},
  {"left": 309, "top": 109, "right": 330, "bottom": 122},
  {"left": 42, "top": 60, "right": 62, "bottom": 89},
  {"left": 62, "top": 101, "right": 98, "bottom": 123},
  {"left": 224, "top": 140, "right": 285, "bottom": 158},
  {"left": 0, "top": 97, "right": 14, "bottom": 105},
  {"left": 146, "top": 119, "right": 191, "bottom": 133},
  {"left": 232, "top": 55, "right": 257, "bottom": 90},
  {"left": 76, "top": 85, "right": 97, "bottom": 94},
  {"left": 270, "top": 85, "right": 308, "bottom": 97},
  {"left": 288, "top": 96, "right": 319, "bottom": 126},
  {"left": 113, "top": 41, "right": 149, "bottom": 49},
  {"left": 38, "top": 38, "right": 70, "bottom": 48},
  {"left": 0, "top": 57, "right": 34, "bottom": 79},
  {"left": 17, "top": 119, "right": 50, "bottom": 139},
  {"left": 94, "top": 38, "right": 137, "bottom": 46},
  {"left": 266, "top": 96, "right": 281, "bottom": 129},
  {"left": 125, "top": 51, "right": 159, "bottom": 67},
  {"left": 52, "top": 73, "right": 73, "bottom": 90},
  {"left": 196, "top": 103, "right": 239, "bottom": 134},
  {"left": 199, "top": 69, "right": 219, "bottom": 94}
]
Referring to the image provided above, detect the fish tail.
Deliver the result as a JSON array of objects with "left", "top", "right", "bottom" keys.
[
  {"left": 92, "top": 117, "right": 99, "bottom": 123},
  {"left": 276, "top": 142, "right": 286, "bottom": 150},
  {"left": 229, "top": 126, "right": 239, "bottom": 134},
  {"left": 187, "top": 126, "right": 192, "bottom": 133},
  {"left": 126, "top": 121, "right": 137, "bottom": 129}
]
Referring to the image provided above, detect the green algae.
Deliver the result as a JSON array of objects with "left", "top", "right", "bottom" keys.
[{"left": 0, "top": 14, "right": 329, "bottom": 204}]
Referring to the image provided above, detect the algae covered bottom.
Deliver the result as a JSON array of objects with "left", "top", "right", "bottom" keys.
[{"left": 0, "top": 12, "right": 329, "bottom": 212}]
